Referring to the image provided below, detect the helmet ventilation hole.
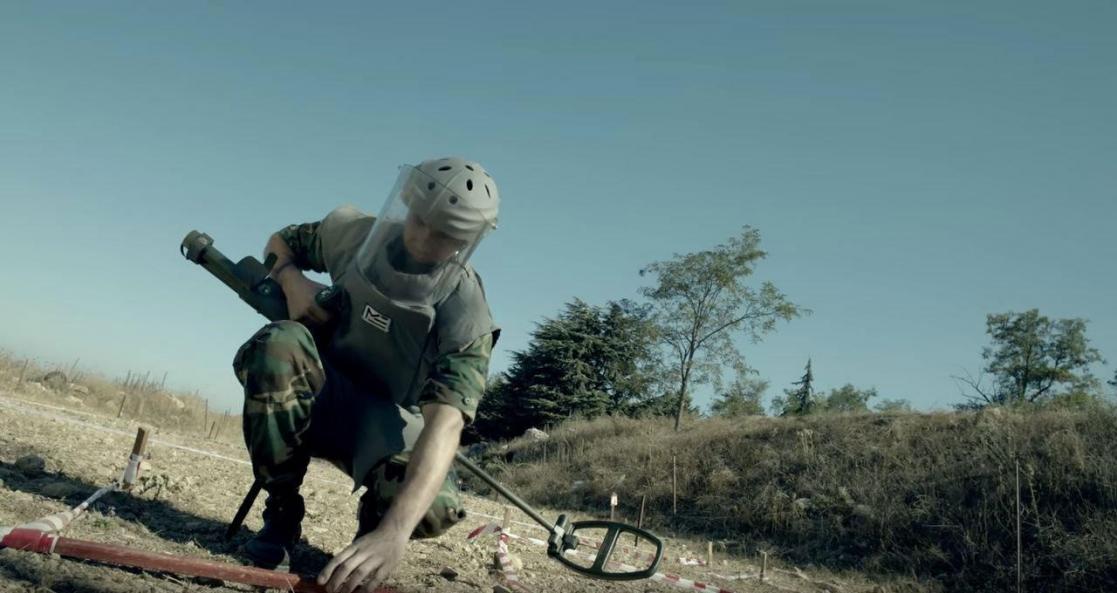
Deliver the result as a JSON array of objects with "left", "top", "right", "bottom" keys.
[
  {"left": 427, "top": 182, "right": 436, "bottom": 190},
  {"left": 465, "top": 165, "right": 474, "bottom": 171},
  {"left": 466, "top": 179, "right": 473, "bottom": 191},
  {"left": 438, "top": 165, "right": 452, "bottom": 171},
  {"left": 449, "top": 195, "right": 459, "bottom": 204},
  {"left": 485, "top": 185, "right": 491, "bottom": 198}
]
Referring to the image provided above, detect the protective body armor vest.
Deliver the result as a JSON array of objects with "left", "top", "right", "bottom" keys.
[{"left": 316, "top": 206, "right": 496, "bottom": 407}]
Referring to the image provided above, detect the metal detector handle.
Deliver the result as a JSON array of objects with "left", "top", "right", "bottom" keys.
[
  {"left": 181, "top": 230, "right": 345, "bottom": 322},
  {"left": 548, "top": 519, "right": 664, "bottom": 581},
  {"left": 181, "top": 230, "right": 290, "bottom": 321}
]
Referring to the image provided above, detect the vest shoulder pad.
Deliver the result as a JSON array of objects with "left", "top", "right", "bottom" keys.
[
  {"left": 435, "top": 266, "right": 498, "bottom": 355},
  {"left": 319, "top": 205, "right": 375, "bottom": 281}
]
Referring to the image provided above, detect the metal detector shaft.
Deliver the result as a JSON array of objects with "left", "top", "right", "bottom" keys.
[{"left": 453, "top": 453, "right": 553, "bottom": 532}]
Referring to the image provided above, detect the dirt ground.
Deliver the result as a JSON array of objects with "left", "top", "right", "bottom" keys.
[{"left": 0, "top": 390, "right": 896, "bottom": 593}]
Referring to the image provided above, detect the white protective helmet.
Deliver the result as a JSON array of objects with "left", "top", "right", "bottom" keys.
[
  {"left": 406, "top": 157, "right": 500, "bottom": 240},
  {"left": 355, "top": 157, "right": 500, "bottom": 304}
]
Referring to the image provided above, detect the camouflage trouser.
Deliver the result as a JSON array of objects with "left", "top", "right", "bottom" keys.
[{"left": 232, "top": 320, "right": 465, "bottom": 539}]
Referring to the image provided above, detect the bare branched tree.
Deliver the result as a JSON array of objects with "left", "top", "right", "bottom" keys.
[{"left": 640, "top": 227, "right": 806, "bottom": 430}]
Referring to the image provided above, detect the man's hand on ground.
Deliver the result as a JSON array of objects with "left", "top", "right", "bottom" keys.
[{"left": 318, "top": 526, "right": 409, "bottom": 593}]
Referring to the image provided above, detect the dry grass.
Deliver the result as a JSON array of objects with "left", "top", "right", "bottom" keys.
[
  {"left": 6, "top": 347, "right": 1112, "bottom": 591},
  {"left": 0, "top": 349, "right": 242, "bottom": 446},
  {"left": 474, "top": 409, "right": 1117, "bottom": 593}
]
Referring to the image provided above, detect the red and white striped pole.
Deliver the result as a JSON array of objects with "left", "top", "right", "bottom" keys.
[{"left": 0, "top": 527, "right": 361, "bottom": 592}]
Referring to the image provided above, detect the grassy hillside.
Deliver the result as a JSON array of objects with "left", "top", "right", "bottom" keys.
[
  {"left": 0, "top": 350, "right": 242, "bottom": 446},
  {"left": 6, "top": 350, "right": 1113, "bottom": 591},
  {"left": 475, "top": 409, "right": 1117, "bottom": 592}
]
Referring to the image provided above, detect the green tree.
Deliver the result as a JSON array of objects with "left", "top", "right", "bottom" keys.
[
  {"left": 818, "top": 384, "right": 877, "bottom": 413},
  {"left": 596, "top": 300, "right": 662, "bottom": 415},
  {"left": 473, "top": 299, "right": 660, "bottom": 440},
  {"left": 469, "top": 373, "right": 515, "bottom": 442},
  {"left": 955, "top": 309, "right": 1105, "bottom": 407},
  {"left": 772, "top": 359, "right": 816, "bottom": 416},
  {"left": 639, "top": 227, "right": 805, "bottom": 430},
  {"left": 710, "top": 376, "right": 768, "bottom": 417}
]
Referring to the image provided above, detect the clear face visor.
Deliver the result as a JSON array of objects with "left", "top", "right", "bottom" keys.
[{"left": 355, "top": 166, "right": 494, "bottom": 303}]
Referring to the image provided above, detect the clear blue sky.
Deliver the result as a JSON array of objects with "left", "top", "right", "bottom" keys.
[{"left": 2, "top": 1, "right": 1114, "bottom": 413}]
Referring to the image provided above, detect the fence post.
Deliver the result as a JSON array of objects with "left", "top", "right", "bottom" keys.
[
  {"left": 215, "top": 411, "right": 229, "bottom": 439},
  {"left": 1016, "top": 459, "right": 1022, "bottom": 593},
  {"left": 672, "top": 455, "right": 678, "bottom": 516},
  {"left": 635, "top": 494, "right": 647, "bottom": 545},
  {"left": 117, "top": 394, "right": 128, "bottom": 418},
  {"left": 17, "top": 359, "right": 30, "bottom": 389},
  {"left": 203, "top": 400, "right": 209, "bottom": 436}
]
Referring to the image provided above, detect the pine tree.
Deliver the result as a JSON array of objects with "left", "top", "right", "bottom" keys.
[
  {"left": 774, "top": 359, "right": 815, "bottom": 416},
  {"left": 472, "top": 299, "right": 660, "bottom": 440}
]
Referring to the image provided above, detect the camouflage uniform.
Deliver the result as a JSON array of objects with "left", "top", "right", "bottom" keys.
[{"left": 233, "top": 215, "right": 494, "bottom": 540}]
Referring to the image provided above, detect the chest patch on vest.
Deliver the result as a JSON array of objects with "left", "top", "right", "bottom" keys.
[{"left": 361, "top": 304, "right": 392, "bottom": 333}]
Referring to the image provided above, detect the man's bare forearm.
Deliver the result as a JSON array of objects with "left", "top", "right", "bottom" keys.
[
  {"left": 378, "top": 403, "right": 464, "bottom": 537},
  {"left": 265, "top": 233, "right": 304, "bottom": 289}
]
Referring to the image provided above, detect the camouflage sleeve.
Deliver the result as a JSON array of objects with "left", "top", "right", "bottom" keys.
[
  {"left": 417, "top": 332, "right": 494, "bottom": 424},
  {"left": 276, "top": 221, "right": 326, "bottom": 273}
]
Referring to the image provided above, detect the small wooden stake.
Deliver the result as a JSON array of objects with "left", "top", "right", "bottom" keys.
[
  {"left": 501, "top": 506, "right": 512, "bottom": 533},
  {"left": 707, "top": 541, "right": 713, "bottom": 567},
  {"left": 131, "top": 427, "right": 151, "bottom": 457},
  {"left": 610, "top": 492, "right": 618, "bottom": 521},
  {"left": 761, "top": 551, "right": 768, "bottom": 582},
  {"left": 117, "top": 394, "right": 128, "bottom": 418},
  {"left": 203, "top": 400, "right": 209, "bottom": 434},
  {"left": 207, "top": 421, "right": 217, "bottom": 440}
]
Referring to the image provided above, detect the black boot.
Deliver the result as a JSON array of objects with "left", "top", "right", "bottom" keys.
[{"left": 243, "top": 490, "right": 305, "bottom": 570}]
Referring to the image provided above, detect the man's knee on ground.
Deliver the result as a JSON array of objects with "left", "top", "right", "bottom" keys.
[{"left": 358, "top": 457, "right": 466, "bottom": 540}]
